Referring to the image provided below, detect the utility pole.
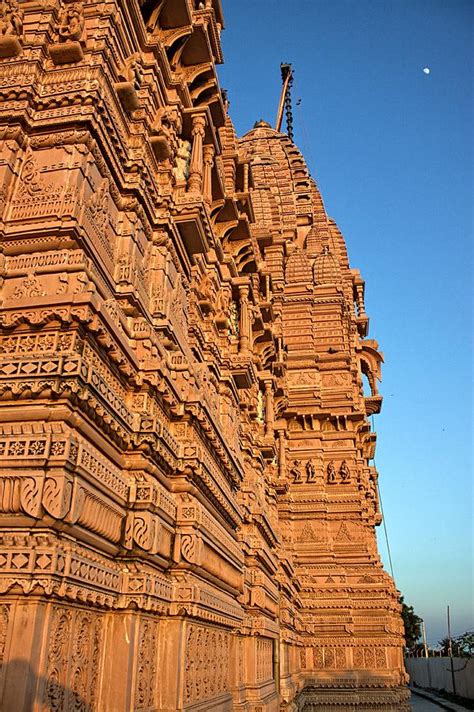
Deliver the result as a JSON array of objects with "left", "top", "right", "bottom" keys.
[
  {"left": 447, "top": 605, "right": 457, "bottom": 696},
  {"left": 421, "top": 620, "right": 428, "bottom": 658}
]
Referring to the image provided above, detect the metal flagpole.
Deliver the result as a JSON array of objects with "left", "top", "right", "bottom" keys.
[{"left": 447, "top": 605, "right": 457, "bottom": 696}]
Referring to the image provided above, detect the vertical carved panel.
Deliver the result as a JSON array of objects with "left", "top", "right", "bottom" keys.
[
  {"left": 0, "top": 604, "right": 10, "bottom": 663},
  {"left": 256, "top": 637, "right": 273, "bottom": 682},
  {"left": 44, "top": 608, "right": 72, "bottom": 712},
  {"left": 134, "top": 617, "right": 158, "bottom": 710},
  {"left": 313, "top": 647, "right": 324, "bottom": 669},
  {"left": 183, "top": 623, "right": 230, "bottom": 704},
  {"left": 44, "top": 606, "right": 103, "bottom": 712}
]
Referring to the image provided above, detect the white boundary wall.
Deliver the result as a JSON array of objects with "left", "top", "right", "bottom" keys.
[{"left": 405, "top": 657, "right": 474, "bottom": 700}]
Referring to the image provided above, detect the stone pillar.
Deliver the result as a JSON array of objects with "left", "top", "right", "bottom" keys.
[
  {"left": 238, "top": 285, "right": 250, "bottom": 353},
  {"left": 187, "top": 114, "right": 206, "bottom": 194},
  {"left": 243, "top": 162, "right": 249, "bottom": 193},
  {"left": 0, "top": 600, "right": 48, "bottom": 712},
  {"left": 355, "top": 284, "right": 366, "bottom": 316},
  {"left": 100, "top": 610, "right": 139, "bottom": 710},
  {"left": 202, "top": 144, "right": 215, "bottom": 205},
  {"left": 278, "top": 429, "right": 286, "bottom": 479},
  {"left": 264, "top": 380, "right": 274, "bottom": 436}
]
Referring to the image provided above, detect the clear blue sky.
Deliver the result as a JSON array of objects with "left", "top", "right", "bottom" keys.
[{"left": 219, "top": 0, "right": 473, "bottom": 646}]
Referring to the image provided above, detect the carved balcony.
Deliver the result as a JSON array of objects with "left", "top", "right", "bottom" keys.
[
  {"left": 226, "top": 352, "right": 255, "bottom": 390},
  {"left": 257, "top": 434, "right": 277, "bottom": 461},
  {"left": 172, "top": 195, "right": 212, "bottom": 256},
  {"left": 192, "top": 3, "right": 224, "bottom": 65},
  {"left": 356, "top": 313, "right": 369, "bottom": 338},
  {"left": 364, "top": 394, "right": 383, "bottom": 415}
]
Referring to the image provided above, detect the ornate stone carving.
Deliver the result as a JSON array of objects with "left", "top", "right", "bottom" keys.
[
  {"left": 135, "top": 618, "right": 158, "bottom": 709},
  {"left": 339, "top": 459, "right": 351, "bottom": 483},
  {"left": 50, "top": 2, "right": 86, "bottom": 65},
  {"left": 0, "top": 603, "right": 10, "bottom": 662},
  {"left": 290, "top": 459, "right": 303, "bottom": 483},
  {"left": 115, "top": 54, "right": 143, "bottom": 112},
  {"left": 0, "top": 0, "right": 23, "bottom": 58},
  {"left": 124, "top": 511, "right": 161, "bottom": 554},
  {"left": 326, "top": 460, "right": 336, "bottom": 483},
  {"left": 150, "top": 106, "right": 183, "bottom": 165},
  {"left": 13, "top": 272, "right": 45, "bottom": 298},
  {"left": 184, "top": 624, "right": 230, "bottom": 704},
  {"left": 306, "top": 459, "right": 317, "bottom": 482}
]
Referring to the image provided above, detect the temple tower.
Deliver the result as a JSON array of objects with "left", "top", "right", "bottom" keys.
[{"left": 240, "top": 123, "right": 409, "bottom": 710}]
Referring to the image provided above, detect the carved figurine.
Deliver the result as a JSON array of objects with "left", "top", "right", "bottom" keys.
[
  {"left": 339, "top": 460, "right": 351, "bottom": 483},
  {"left": 306, "top": 460, "right": 317, "bottom": 483},
  {"left": 0, "top": 3, "right": 8, "bottom": 36},
  {"left": 88, "top": 178, "right": 109, "bottom": 228},
  {"left": 0, "top": 0, "right": 23, "bottom": 38},
  {"left": 49, "top": 2, "right": 85, "bottom": 64},
  {"left": 214, "top": 288, "right": 230, "bottom": 329},
  {"left": 195, "top": 271, "right": 214, "bottom": 306},
  {"left": 150, "top": 106, "right": 183, "bottom": 163},
  {"left": 291, "top": 460, "right": 303, "bottom": 484},
  {"left": 256, "top": 389, "right": 265, "bottom": 424},
  {"left": 56, "top": 3, "right": 85, "bottom": 43},
  {"left": 0, "top": 0, "right": 23, "bottom": 57},
  {"left": 327, "top": 460, "right": 336, "bottom": 483},
  {"left": 228, "top": 300, "right": 240, "bottom": 336},
  {"left": 173, "top": 138, "right": 191, "bottom": 183},
  {"left": 118, "top": 53, "right": 143, "bottom": 91},
  {"left": 115, "top": 53, "right": 143, "bottom": 112}
]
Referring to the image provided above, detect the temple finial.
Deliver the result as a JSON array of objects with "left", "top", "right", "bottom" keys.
[{"left": 275, "top": 63, "right": 294, "bottom": 140}]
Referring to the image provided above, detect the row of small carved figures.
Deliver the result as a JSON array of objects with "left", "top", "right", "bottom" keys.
[{"left": 290, "top": 459, "right": 351, "bottom": 484}]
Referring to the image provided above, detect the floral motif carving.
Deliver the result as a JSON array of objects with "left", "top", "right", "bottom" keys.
[
  {"left": 44, "top": 607, "right": 102, "bottom": 710},
  {"left": 13, "top": 272, "right": 45, "bottom": 299},
  {"left": 0, "top": 603, "right": 9, "bottom": 662},
  {"left": 135, "top": 618, "right": 158, "bottom": 709},
  {"left": 184, "top": 624, "right": 230, "bottom": 704}
]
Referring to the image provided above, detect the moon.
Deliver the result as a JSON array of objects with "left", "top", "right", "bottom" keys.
[{"left": 423, "top": 67, "right": 431, "bottom": 74}]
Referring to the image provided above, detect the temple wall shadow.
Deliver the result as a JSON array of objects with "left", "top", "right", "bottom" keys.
[{"left": 0, "top": 659, "right": 92, "bottom": 712}]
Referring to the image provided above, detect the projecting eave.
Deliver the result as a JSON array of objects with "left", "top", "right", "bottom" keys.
[{"left": 212, "top": 0, "right": 225, "bottom": 27}]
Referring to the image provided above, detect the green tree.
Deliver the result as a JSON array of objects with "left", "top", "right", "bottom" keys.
[
  {"left": 399, "top": 596, "right": 422, "bottom": 652},
  {"left": 439, "top": 637, "right": 461, "bottom": 656},
  {"left": 440, "top": 631, "right": 474, "bottom": 657},
  {"left": 457, "top": 631, "right": 474, "bottom": 657}
]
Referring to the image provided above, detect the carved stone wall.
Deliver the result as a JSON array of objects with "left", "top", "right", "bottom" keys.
[{"left": 0, "top": 1, "right": 408, "bottom": 711}]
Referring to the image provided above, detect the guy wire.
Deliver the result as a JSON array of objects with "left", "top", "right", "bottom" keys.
[{"left": 372, "top": 415, "right": 395, "bottom": 580}]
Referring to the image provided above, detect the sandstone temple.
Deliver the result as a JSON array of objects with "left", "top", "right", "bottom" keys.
[{"left": 0, "top": 1, "right": 410, "bottom": 710}]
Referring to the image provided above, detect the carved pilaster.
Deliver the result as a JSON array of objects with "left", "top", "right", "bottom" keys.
[
  {"left": 238, "top": 285, "right": 250, "bottom": 353},
  {"left": 202, "top": 144, "right": 215, "bottom": 205},
  {"left": 187, "top": 114, "right": 207, "bottom": 194},
  {"left": 264, "top": 380, "right": 274, "bottom": 436}
]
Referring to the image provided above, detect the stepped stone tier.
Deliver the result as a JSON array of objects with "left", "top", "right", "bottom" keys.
[{"left": 0, "top": 1, "right": 409, "bottom": 710}]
